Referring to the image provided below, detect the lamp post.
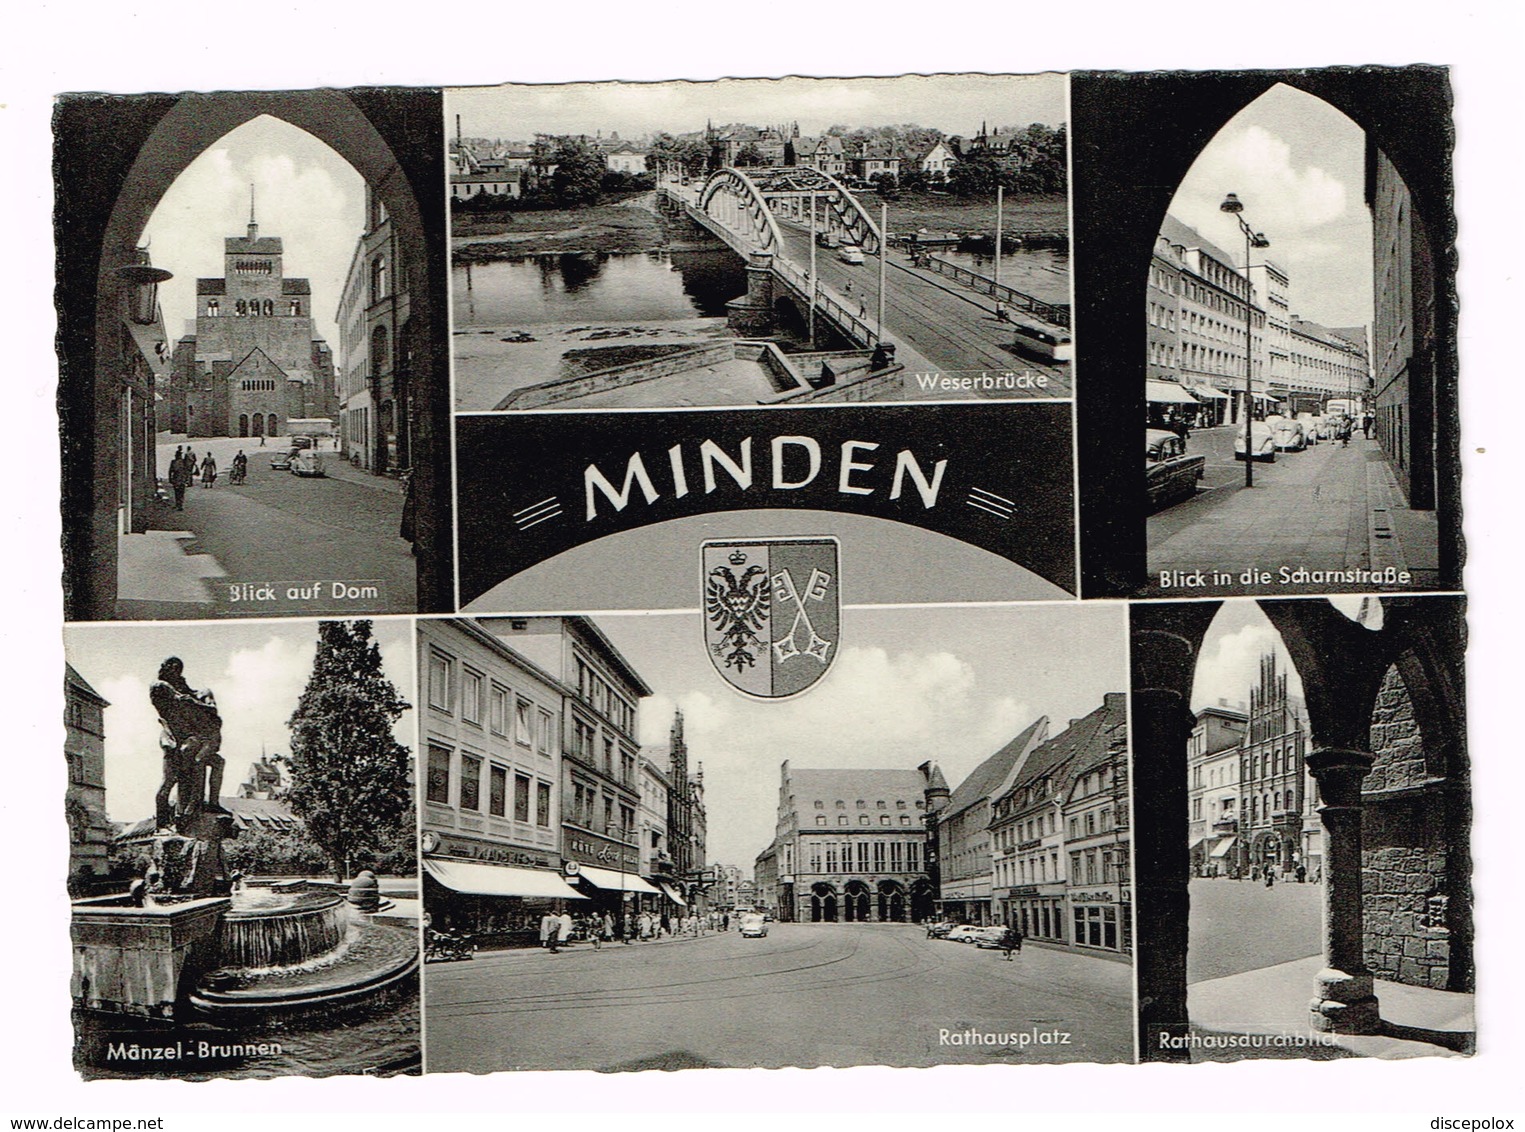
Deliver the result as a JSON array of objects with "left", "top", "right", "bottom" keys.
[{"left": 1220, "top": 193, "right": 1270, "bottom": 488}]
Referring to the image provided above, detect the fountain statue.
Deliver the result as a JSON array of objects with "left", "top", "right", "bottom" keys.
[{"left": 147, "top": 657, "right": 236, "bottom": 897}]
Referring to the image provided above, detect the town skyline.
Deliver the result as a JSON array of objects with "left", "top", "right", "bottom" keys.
[{"left": 447, "top": 73, "right": 1066, "bottom": 148}]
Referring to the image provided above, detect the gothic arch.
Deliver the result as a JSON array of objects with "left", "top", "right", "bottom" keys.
[{"left": 58, "top": 89, "right": 450, "bottom": 618}]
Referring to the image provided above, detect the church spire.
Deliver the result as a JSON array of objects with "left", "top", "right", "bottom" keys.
[{"left": 247, "top": 183, "right": 258, "bottom": 240}]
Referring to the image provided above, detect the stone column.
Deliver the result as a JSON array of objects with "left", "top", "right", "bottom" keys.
[
  {"left": 724, "top": 250, "right": 776, "bottom": 336},
  {"left": 1306, "top": 746, "right": 1380, "bottom": 1033}
]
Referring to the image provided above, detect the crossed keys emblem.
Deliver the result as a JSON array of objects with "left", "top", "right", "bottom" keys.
[{"left": 772, "top": 567, "right": 833, "bottom": 664}]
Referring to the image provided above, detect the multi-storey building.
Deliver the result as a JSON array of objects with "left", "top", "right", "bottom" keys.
[
  {"left": 419, "top": 618, "right": 582, "bottom": 946},
  {"left": 1368, "top": 142, "right": 1439, "bottom": 510},
  {"left": 787, "top": 135, "right": 847, "bottom": 178},
  {"left": 934, "top": 718, "right": 1048, "bottom": 925},
  {"left": 480, "top": 616, "right": 658, "bottom": 916},
  {"left": 64, "top": 664, "right": 113, "bottom": 890},
  {"left": 336, "top": 186, "right": 412, "bottom": 474},
  {"left": 1146, "top": 240, "right": 1183, "bottom": 386},
  {"left": 757, "top": 761, "right": 934, "bottom": 924},
  {"left": 637, "top": 755, "right": 678, "bottom": 898},
  {"left": 167, "top": 210, "right": 337, "bottom": 439},
  {"left": 1288, "top": 317, "right": 1372, "bottom": 409},
  {"left": 1158, "top": 214, "right": 1267, "bottom": 425},
  {"left": 1061, "top": 702, "right": 1133, "bottom": 956},
  {"left": 1238, "top": 653, "right": 1310, "bottom": 876},
  {"left": 1249, "top": 261, "right": 1293, "bottom": 403},
  {"left": 1188, "top": 703, "right": 1247, "bottom": 876},
  {"left": 990, "top": 694, "right": 1128, "bottom": 948}
]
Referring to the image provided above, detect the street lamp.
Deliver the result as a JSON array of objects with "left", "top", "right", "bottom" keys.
[{"left": 1220, "top": 193, "right": 1270, "bottom": 488}]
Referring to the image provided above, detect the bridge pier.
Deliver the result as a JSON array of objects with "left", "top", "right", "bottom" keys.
[{"left": 725, "top": 250, "right": 777, "bottom": 336}]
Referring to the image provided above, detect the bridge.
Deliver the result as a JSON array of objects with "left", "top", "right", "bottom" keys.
[{"left": 657, "top": 166, "right": 1072, "bottom": 397}]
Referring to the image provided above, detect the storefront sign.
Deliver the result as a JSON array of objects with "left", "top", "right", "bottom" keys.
[
  {"left": 1070, "top": 890, "right": 1120, "bottom": 904},
  {"left": 425, "top": 830, "right": 553, "bottom": 870},
  {"left": 565, "top": 834, "right": 639, "bottom": 871}
]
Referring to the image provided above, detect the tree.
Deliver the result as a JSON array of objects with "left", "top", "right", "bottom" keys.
[
  {"left": 870, "top": 172, "right": 900, "bottom": 200},
  {"left": 733, "top": 142, "right": 765, "bottom": 167},
  {"left": 284, "top": 621, "right": 412, "bottom": 881},
  {"left": 549, "top": 137, "right": 608, "bottom": 207},
  {"left": 225, "top": 825, "right": 331, "bottom": 877}
]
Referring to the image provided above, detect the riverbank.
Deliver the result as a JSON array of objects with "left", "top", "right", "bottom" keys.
[
  {"left": 882, "top": 191, "right": 1068, "bottom": 238},
  {"left": 453, "top": 194, "right": 720, "bottom": 259}
]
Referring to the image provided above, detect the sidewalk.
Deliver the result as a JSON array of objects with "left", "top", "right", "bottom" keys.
[
  {"left": 1187, "top": 953, "right": 1474, "bottom": 1060},
  {"left": 1146, "top": 434, "right": 1441, "bottom": 595}
]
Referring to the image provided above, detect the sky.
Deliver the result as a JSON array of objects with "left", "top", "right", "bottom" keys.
[
  {"left": 447, "top": 73, "right": 1066, "bottom": 143},
  {"left": 141, "top": 114, "right": 365, "bottom": 356},
  {"left": 64, "top": 618, "right": 414, "bottom": 824},
  {"left": 1169, "top": 82, "right": 1373, "bottom": 330},
  {"left": 594, "top": 602, "right": 1125, "bottom": 870}
]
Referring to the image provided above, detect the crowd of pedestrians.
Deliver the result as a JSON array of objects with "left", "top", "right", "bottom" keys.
[{"left": 537, "top": 908, "right": 739, "bottom": 953}]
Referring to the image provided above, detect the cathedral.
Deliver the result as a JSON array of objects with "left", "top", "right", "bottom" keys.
[{"left": 166, "top": 204, "right": 337, "bottom": 438}]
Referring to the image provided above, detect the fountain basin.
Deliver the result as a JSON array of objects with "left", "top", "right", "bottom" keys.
[{"left": 219, "top": 891, "right": 345, "bottom": 969}]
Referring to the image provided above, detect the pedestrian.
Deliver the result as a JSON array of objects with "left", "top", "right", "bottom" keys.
[
  {"left": 1265, "top": 868, "right": 1276, "bottom": 889},
  {"left": 169, "top": 450, "right": 192, "bottom": 511},
  {"left": 1296, "top": 864, "right": 1307, "bottom": 884},
  {"left": 200, "top": 451, "right": 217, "bottom": 488},
  {"left": 999, "top": 923, "right": 1023, "bottom": 961},
  {"left": 541, "top": 911, "right": 558, "bottom": 952},
  {"left": 602, "top": 911, "right": 614, "bottom": 945},
  {"left": 557, "top": 909, "right": 573, "bottom": 950}
]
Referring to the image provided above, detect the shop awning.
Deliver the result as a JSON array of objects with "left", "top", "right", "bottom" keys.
[
  {"left": 1146, "top": 380, "right": 1201, "bottom": 405},
  {"left": 575, "top": 866, "right": 662, "bottom": 895},
  {"left": 1210, "top": 837, "right": 1239, "bottom": 859},
  {"left": 653, "top": 880, "right": 688, "bottom": 906},
  {"left": 424, "top": 858, "right": 587, "bottom": 900},
  {"left": 1188, "top": 837, "right": 1209, "bottom": 850},
  {"left": 1250, "top": 391, "right": 1282, "bottom": 402},
  {"left": 1190, "top": 385, "right": 1230, "bottom": 400}
]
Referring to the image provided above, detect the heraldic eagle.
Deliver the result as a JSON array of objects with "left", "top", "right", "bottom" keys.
[{"left": 706, "top": 564, "right": 769, "bottom": 671}]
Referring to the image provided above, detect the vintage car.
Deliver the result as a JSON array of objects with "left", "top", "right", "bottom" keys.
[
  {"left": 1294, "top": 412, "right": 1325, "bottom": 443},
  {"left": 291, "top": 449, "right": 326, "bottom": 477},
  {"left": 944, "top": 924, "right": 984, "bottom": 943},
  {"left": 1146, "top": 428, "right": 1206, "bottom": 510},
  {"left": 739, "top": 912, "right": 768, "bottom": 939},
  {"left": 837, "top": 243, "right": 865, "bottom": 265},
  {"left": 1010, "top": 321, "right": 1073, "bottom": 362},
  {"left": 1235, "top": 420, "right": 1278, "bottom": 462},
  {"left": 1267, "top": 415, "right": 1307, "bottom": 451},
  {"left": 971, "top": 926, "right": 1016, "bottom": 949},
  {"left": 815, "top": 231, "right": 842, "bottom": 249},
  {"left": 269, "top": 447, "right": 298, "bottom": 470},
  {"left": 925, "top": 920, "right": 957, "bottom": 939}
]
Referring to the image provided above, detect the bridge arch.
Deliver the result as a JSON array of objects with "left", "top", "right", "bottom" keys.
[{"left": 698, "top": 167, "right": 787, "bottom": 255}]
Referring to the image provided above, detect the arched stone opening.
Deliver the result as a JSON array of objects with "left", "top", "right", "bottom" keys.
[
  {"left": 57, "top": 89, "right": 450, "bottom": 619},
  {"left": 1132, "top": 596, "right": 1470, "bottom": 1060}
]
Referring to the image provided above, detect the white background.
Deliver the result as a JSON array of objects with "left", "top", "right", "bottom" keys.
[{"left": 6, "top": 1, "right": 1522, "bottom": 1122}]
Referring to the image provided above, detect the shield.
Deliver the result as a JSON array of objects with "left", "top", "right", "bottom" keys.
[{"left": 702, "top": 538, "right": 840, "bottom": 698}]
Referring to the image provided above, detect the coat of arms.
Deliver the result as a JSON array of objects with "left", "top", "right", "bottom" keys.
[{"left": 702, "top": 538, "right": 840, "bottom": 698}]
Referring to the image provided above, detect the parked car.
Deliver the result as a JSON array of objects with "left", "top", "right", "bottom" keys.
[
  {"left": 1266, "top": 415, "right": 1307, "bottom": 451},
  {"left": 815, "top": 231, "right": 841, "bottom": 249},
  {"left": 269, "top": 447, "right": 298, "bottom": 470},
  {"left": 290, "top": 435, "right": 315, "bottom": 450},
  {"left": 945, "top": 924, "right": 983, "bottom": 943},
  {"left": 1010, "top": 321, "right": 1073, "bottom": 362},
  {"left": 925, "top": 920, "right": 957, "bottom": 939},
  {"left": 971, "top": 926, "right": 1014, "bottom": 949},
  {"left": 1235, "top": 420, "right": 1277, "bottom": 462},
  {"left": 1294, "top": 412, "right": 1324, "bottom": 443},
  {"left": 837, "top": 244, "right": 865, "bottom": 265},
  {"left": 291, "top": 449, "right": 326, "bottom": 477},
  {"left": 1146, "top": 428, "right": 1206, "bottom": 510},
  {"left": 739, "top": 912, "right": 768, "bottom": 939}
]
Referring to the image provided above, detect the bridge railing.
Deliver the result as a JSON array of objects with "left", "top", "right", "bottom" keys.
[
  {"left": 771, "top": 257, "right": 876, "bottom": 346},
  {"left": 922, "top": 254, "right": 1071, "bottom": 328}
]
